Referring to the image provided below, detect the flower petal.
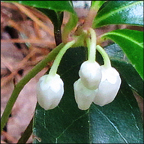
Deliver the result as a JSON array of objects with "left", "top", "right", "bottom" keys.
[
  {"left": 79, "top": 61, "right": 102, "bottom": 90},
  {"left": 36, "top": 74, "right": 64, "bottom": 110},
  {"left": 74, "top": 78, "right": 97, "bottom": 110},
  {"left": 93, "top": 66, "right": 121, "bottom": 106}
]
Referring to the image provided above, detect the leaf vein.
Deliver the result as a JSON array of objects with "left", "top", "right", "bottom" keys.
[
  {"left": 121, "top": 91, "right": 140, "bottom": 131},
  {"left": 96, "top": 1, "right": 142, "bottom": 25},
  {"left": 96, "top": 108, "right": 128, "bottom": 143},
  {"left": 55, "top": 111, "right": 89, "bottom": 143},
  {"left": 103, "top": 31, "right": 143, "bottom": 48}
]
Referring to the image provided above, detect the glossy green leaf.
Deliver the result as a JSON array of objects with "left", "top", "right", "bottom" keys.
[
  {"left": 5, "top": 1, "right": 76, "bottom": 14},
  {"left": 101, "top": 29, "right": 144, "bottom": 80},
  {"left": 89, "top": 78, "right": 143, "bottom": 143},
  {"left": 91, "top": 1, "right": 106, "bottom": 10},
  {"left": 93, "top": 1, "right": 143, "bottom": 28},
  {"left": 33, "top": 47, "right": 143, "bottom": 143}
]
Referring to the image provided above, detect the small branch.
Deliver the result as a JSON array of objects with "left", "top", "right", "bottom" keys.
[
  {"left": 1, "top": 39, "right": 55, "bottom": 45},
  {"left": 2, "top": 131, "right": 17, "bottom": 143},
  {"left": 83, "top": 9, "right": 97, "bottom": 30}
]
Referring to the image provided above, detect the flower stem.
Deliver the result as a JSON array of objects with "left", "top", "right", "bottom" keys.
[
  {"left": 1, "top": 43, "right": 64, "bottom": 132},
  {"left": 86, "top": 37, "right": 91, "bottom": 60},
  {"left": 87, "top": 28, "right": 97, "bottom": 62},
  {"left": 49, "top": 40, "right": 75, "bottom": 76},
  {"left": 62, "top": 13, "right": 78, "bottom": 43},
  {"left": 96, "top": 45, "right": 111, "bottom": 68}
]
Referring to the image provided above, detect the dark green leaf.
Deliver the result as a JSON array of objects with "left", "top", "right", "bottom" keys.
[
  {"left": 6, "top": 1, "right": 76, "bottom": 14},
  {"left": 33, "top": 47, "right": 143, "bottom": 143},
  {"left": 89, "top": 77, "right": 143, "bottom": 143},
  {"left": 101, "top": 29, "right": 144, "bottom": 80},
  {"left": 93, "top": 1, "right": 143, "bottom": 28},
  {"left": 37, "top": 8, "right": 63, "bottom": 45}
]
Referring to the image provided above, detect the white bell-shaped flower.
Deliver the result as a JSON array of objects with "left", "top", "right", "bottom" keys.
[
  {"left": 79, "top": 61, "right": 102, "bottom": 90},
  {"left": 74, "top": 78, "right": 97, "bottom": 110},
  {"left": 93, "top": 65, "right": 121, "bottom": 106},
  {"left": 36, "top": 74, "right": 64, "bottom": 110}
]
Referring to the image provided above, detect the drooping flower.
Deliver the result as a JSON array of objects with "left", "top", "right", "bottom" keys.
[
  {"left": 74, "top": 78, "right": 97, "bottom": 110},
  {"left": 93, "top": 66, "right": 121, "bottom": 106},
  {"left": 79, "top": 61, "right": 102, "bottom": 90},
  {"left": 36, "top": 74, "right": 64, "bottom": 110}
]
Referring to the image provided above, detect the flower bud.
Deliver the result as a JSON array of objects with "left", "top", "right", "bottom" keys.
[
  {"left": 79, "top": 61, "right": 102, "bottom": 90},
  {"left": 36, "top": 74, "right": 64, "bottom": 110},
  {"left": 74, "top": 78, "right": 97, "bottom": 110},
  {"left": 93, "top": 66, "right": 121, "bottom": 106}
]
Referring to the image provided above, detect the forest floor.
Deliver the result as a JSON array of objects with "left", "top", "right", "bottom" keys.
[{"left": 1, "top": 2, "right": 143, "bottom": 143}]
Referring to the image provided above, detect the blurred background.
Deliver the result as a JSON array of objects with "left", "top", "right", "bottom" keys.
[{"left": 1, "top": 1, "right": 143, "bottom": 143}]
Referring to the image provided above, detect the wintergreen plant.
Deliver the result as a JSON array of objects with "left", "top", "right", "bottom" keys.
[{"left": 1, "top": 1, "right": 143, "bottom": 144}]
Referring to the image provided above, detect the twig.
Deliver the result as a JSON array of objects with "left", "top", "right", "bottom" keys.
[
  {"left": 26, "top": 6, "right": 52, "bottom": 23},
  {"left": 14, "top": 3, "right": 54, "bottom": 37},
  {"left": 1, "top": 39, "right": 55, "bottom": 46},
  {"left": 1, "top": 45, "right": 51, "bottom": 87},
  {"left": 2, "top": 131, "right": 17, "bottom": 143},
  {"left": 1, "top": 55, "right": 15, "bottom": 72},
  {"left": 34, "top": 22, "right": 42, "bottom": 39},
  {"left": 8, "top": 20, "right": 28, "bottom": 36},
  {"left": 1, "top": 48, "right": 39, "bottom": 87},
  {"left": 1, "top": 2, "right": 19, "bottom": 10}
]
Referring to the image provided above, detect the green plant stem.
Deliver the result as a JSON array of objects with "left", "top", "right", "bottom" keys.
[
  {"left": 72, "top": 31, "right": 87, "bottom": 47},
  {"left": 96, "top": 45, "right": 111, "bottom": 68},
  {"left": 49, "top": 40, "right": 75, "bottom": 76},
  {"left": 87, "top": 28, "right": 97, "bottom": 62},
  {"left": 86, "top": 37, "right": 91, "bottom": 59},
  {"left": 1, "top": 43, "right": 65, "bottom": 132},
  {"left": 62, "top": 13, "right": 78, "bottom": 43}
]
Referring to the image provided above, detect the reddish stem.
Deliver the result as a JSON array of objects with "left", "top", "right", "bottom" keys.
[{"left": 83, "top": 9, "right": 97, "bottom": 30}]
